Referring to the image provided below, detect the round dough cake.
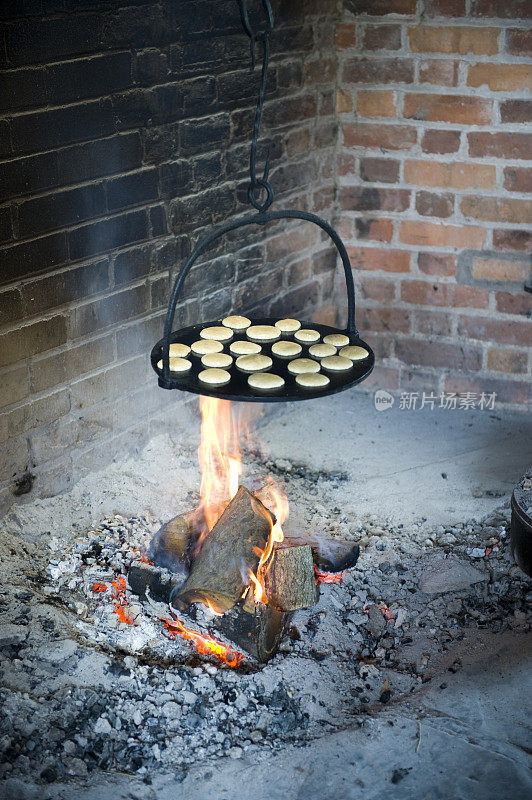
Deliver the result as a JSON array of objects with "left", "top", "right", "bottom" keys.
[
  {"left": 275, "top": 318, "right": 301, "bottom": 334},
  {"left": 222, "top": 315, "right": 251, "bottom": 331},
  {"left": 201, "top": 352, "right": 233, "bottom": 369},
  {"left": 246, "top": 325, "right": 280, "bottom": 342},
  {"left": 191, "top": 339, "right": 224, "bottom": 356},
  {"left": 321, "top": 355, "right": 353, "bottom": 372},
  {"left": 229, "top": 340, "right": 262, "bottom": 356},
  {"left": 296, "top": 373, "right": 330, "bottom": 389},
  {"left": 287, "top": 358, "right": 321, "bottom": 375},
  {"left": 169, "top": 343, "right": 190, "bottom": 358},
  {"left": 235, "top": 354, "right": 273, "bottom": 373},
  {"left": 323, "top": 333, "right": 350, "bottom": 348},
  {"left": 308, "top": 343, "right": 336, "bottom": 359},
  {"left": 248, "top": 372, "right": 285, "bottom": 392},
  {"left": 339, "top": 345, "right": 369, "bottom": 361},
  {"left": 198, "top": 368, "right": 231, "bottom": 386},
  {"left": 157, "top": 356, "right": 192, "bottom": 372},
  {"left": 294, "top": 328, "right": 320, "bottom": 344},
  {"left": 271, "top": 340, "right": 302, "bottom": 359},
  {"left": 200, "top": 326, "right": 233, "bottom": 342}
]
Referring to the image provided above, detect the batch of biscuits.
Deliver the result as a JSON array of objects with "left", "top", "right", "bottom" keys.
[{"left": 156, "top": 315, "right": 369, "bottom": 394}]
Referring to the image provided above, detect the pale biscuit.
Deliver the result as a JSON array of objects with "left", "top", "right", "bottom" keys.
[
  {"left": 275, "top": 318, "right": 301, "bottom": 334},
  {"left": 339, "top": 345, "right": 369, "bottom": 361},
  {"left": 235, "top": 354, "right": 273, "bottom": 373},
  {"left": 157, "top": 357, "right": 192, "bottom": 372},
  {"left": 169, "top": 343, "right": 191, "bottom": 358},
  {"left": 248, "top": 372, "right": 285, "bottom": 391},
  {"left": 246, "top": 325, "right": 280, "bottom": 342},
  {"left": 201, "top": 353, "right": 233, "bottom": 369},
  {"left": 271, "top": 340, "right": 302, "bottom": 359},
  {"left": 294, "top": 328, "right": 320, "bottom": 344},
  {"left": 229, "top": 340, "right": 262, "bottom": 356},
  {"left": 200, "top": 326, "right": 233, "bottom": 341},
  {"left": 191, "top": 339, "right": 224, "bottom": 356},
  {"left": 198, "top": 368, "right": 231, "bottom": 386},
  {"left": 222, "top": 315, "right": 251, "bottom": 331},
  {"left": 287, "top": 358, "right": 321, "bottom": 375},
  {"left": 321, "top": 355, "right": 353, "bottom": 372},
  {"left": 323, "top": 333, "right": 350, "bottom": 348},
  {"left": 308, "top": 343, "right": 336, "bottom": 359},
  {"left": 296, "top": 373, "right": 330, "bottom": 389}
]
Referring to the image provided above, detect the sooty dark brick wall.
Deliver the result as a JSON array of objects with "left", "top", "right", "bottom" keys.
[{"left": 0, "top": 0, "right": 341, "bottom": 512}]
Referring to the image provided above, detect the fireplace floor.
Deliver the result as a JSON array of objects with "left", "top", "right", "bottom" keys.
[{"left": 1, "top": 394, "right": 530, "bottom": 800}]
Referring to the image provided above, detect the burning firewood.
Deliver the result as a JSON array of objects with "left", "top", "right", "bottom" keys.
[
  {"left": 282, "top": 533, "right": 360, "bottom": 573},
  {"left": 210, "top": 601, "right": 288, "bottom": 663},
  {"left": 261, "top": 544, "right": 318, "bottom": 611},
  {"left": 149, "top": 509, "right": 204, "bottom": 570},
  {"left": 173, "top": 486, "right": 272, "bottom": 614}
]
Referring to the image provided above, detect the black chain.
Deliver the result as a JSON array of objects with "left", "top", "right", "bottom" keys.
[{"left": 237, "top": 0, "right": 275, "bottom": 213}]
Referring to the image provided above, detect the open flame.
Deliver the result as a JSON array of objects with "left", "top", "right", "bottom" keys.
[{"left": 162, "top": 617, "right": 243, "bottom": 668}]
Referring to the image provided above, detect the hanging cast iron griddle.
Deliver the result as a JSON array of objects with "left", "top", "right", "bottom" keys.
[{"left": 152, "top": 0, "right": 374, "bottom": 402}]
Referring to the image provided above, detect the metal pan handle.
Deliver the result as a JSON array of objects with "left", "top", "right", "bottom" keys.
[{"left": 160, "top": 210, "right": 357, "bottom": 381}]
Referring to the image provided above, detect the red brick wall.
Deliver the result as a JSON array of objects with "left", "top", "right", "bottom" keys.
[{"left": 337, "top": 0, "right": 531, "bottom": 406}]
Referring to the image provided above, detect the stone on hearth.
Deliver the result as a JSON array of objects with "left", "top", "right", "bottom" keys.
[{"left": 419, "top": 555, "right": 485, "bottom": 595}]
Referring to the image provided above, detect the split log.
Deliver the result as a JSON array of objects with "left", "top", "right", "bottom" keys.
[
  {"left": 282, "top": 533, "right": 360, "bottom": 572},
  {"left": 128, "top": 561, "right": 187, "bottom": 603},
  {"left": 174, "top": 486, "right": 273, "bottom": 614},
  {"left": 261, "top": 545, "right": 318, "bottom": 611},
  {"left": 149, "top": 509, "right": 205, "bottom": 571},
  {"left": 211, "top": 601, "right": 288, "bottom": 663}
]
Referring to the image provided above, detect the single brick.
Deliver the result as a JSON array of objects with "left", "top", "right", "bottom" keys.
[
  {"left": 396, "top": 338, "right": 482, "bottom": 370},
  {"left": 0, "top": 288, "right": 23, "bottom": 328},
  {"left": 0, "top": 151, "right": 58, "bottom": 203},
  {"left": 360, "top": 157, "right": 400, "bottom": 183},
  {"left": 457, "top": 315, "right": 532, "bottom": 347},
  {"left": 335, "top": 23, "right": 357, "bottom": 48},
  {"left": 409, "top": 26, "right": 499, "bottom": 54},
  {"left": 418, "top": 253, "right": 457, "bottom": 277},
  {"left": 506, "top": 29, "right": 532, "bottom": 56},
  {"left": 347, "top": 246, "right": 411, "bottom": 272},
  {"left": 343, "top": 123, "right": 417, "bottom": 151},
  {"left": 425, "top": 0, "right": 466, "bottom": 15},
  {"left": 47, "top": 52, "right": 133, "bottom": 105},
  {"left": 17, "top": 184, "right": 107, "bottom": 238},
  {"left": 414, "top": 310, "right": 453, "bottom": 337},
  {"left": 336, "top": 89, "right": 353, "bottom": 114},
  {"left": 504, "top": 167, "right": 532, "bottom": 194},
  {"left": 0, "top": 66, "right": 47, "bottom": 112},
  {"left": 345, "top": 0, "right": 417, "bottom": 13},
  {"left": 357, "top": 307, "right": 410, "bottom": 333},
  {"left": 106, "top": 169, "right": 159, "bottom": 212},
  {"left": 468, "top": 132, "right": 531, "bottom": 160},
  {"left": 361, "top": 25, "right": 401, "bottom": 50},
  {"left": 500, "top": 100, "right": 532, "bottom": 124},
  {"left": 399, "top": 221, "right": 485, "bottom": 249},
  {"left": 471, "top": 256, "right": 529, "bottom": 283},
  {"left": 0, "top": 232, "right": 68, "bottom": 285},
  {"left": 461, "top": 196, "right": 532, "bottom": 225},
  {"left": 357, "top": 275, "right": 396, "bottom": 302},
  {"left": 419, "top": 59, "right": 459, "bottom": 86},
  {"left": 0, "top": 316, "right": 67, "bottom": 369},
  {"left": 0, "top": 208, "right": 12, "bottom": 243},
  {"left": 59, "top": 134, "right": 143, "bottom": 186},
  {"left": 468, "top": 63, "right": 532, "bottom": 91},
  {"left": 493, "top": 229, "right": 532, "bottom": 252},
  {"left": 401, "top": 280, "right": 489, "bottom": 308},
  {"left": 444, "top": 375, "right": 529, "bottom": 406},
  {"left": 355, "top": 218, "right": 394, "bottom": 242},
  {"left": 180, "top": 114, "right": 231, "bottom": 154},
  {"left": 21, "top": 261, "right": 109, "bottom": 316},
  {"left": 3, "top": 15, "right": 101, "bottom": 66},
  {"left": 487, "top": 348, "right": 528, "bottom": 374},
  {"left": 415, "top": 191, "right": 454, "bottom": 218},
  {"left": 471, "top": 1, "right": 532, "bottom": 20},
  {"left": 496, "top": 291, "right": 532, "bottom": 315},
  {"left": 421, "top": 130, "right": 461, "bottom": 154},
  {"left": 0, "top": 366, "right": 30, "bottom": 409},
  {"left": 403, "top": 93, "right": 492, "bottom": 125},
  {"left": 404, "top": 160, "right": 495, "bottom": 189},
  {"left": 340, "top": 187, "right": 410, "bottom": 212},
  {"left": 357, "top": 90, "right": 397, "bottom": 117},
  {"left": 342, "top": 58, "right": 414, "bottom": 84}
]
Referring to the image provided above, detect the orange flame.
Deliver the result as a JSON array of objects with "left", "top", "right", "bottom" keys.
[
  {"left": 162, "top": 617, "right": 243, "bottom": 667},
  {"left": 196, "top": 398, "right": 246, "bottom": 546},
  {"left": 204, "top": 599, "right": 224, "bottom": 617},
  {"left": 248, "top": 570, "right": 264, "bottom": 603},
  {"left": 249, "top": 478, "right": 289, "bottom": 604}
]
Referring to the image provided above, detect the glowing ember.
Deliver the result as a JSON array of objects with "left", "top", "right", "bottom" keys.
[
  {"left": 92, "top": 582, "right": 107, "bottom": 593},
  {"left": 162, "top": 617, "right": 243, "bottom": 667},
  {"left": 314, "top": 565, "right": 345, "bottom": 584}
]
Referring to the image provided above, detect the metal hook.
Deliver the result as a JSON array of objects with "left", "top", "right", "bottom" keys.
[{"left": 237, "top": 0, "right": 274, "bottom": 43}]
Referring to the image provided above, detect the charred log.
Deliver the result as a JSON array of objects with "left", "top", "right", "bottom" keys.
[
  {"left": 128, "top": 561, "right": 187, "bottom": 603},
  {"left": 283, "top": 533, "right": 360, "bottom": 572},
  {"left": 211, "top": 601, "right": 288, "bottom": 663},
  {"left": 262, "top": 545, "right": 318, "bottom": 611},
  {"left": 149, "top": 509, "right": 204, "bottom": 571}
]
